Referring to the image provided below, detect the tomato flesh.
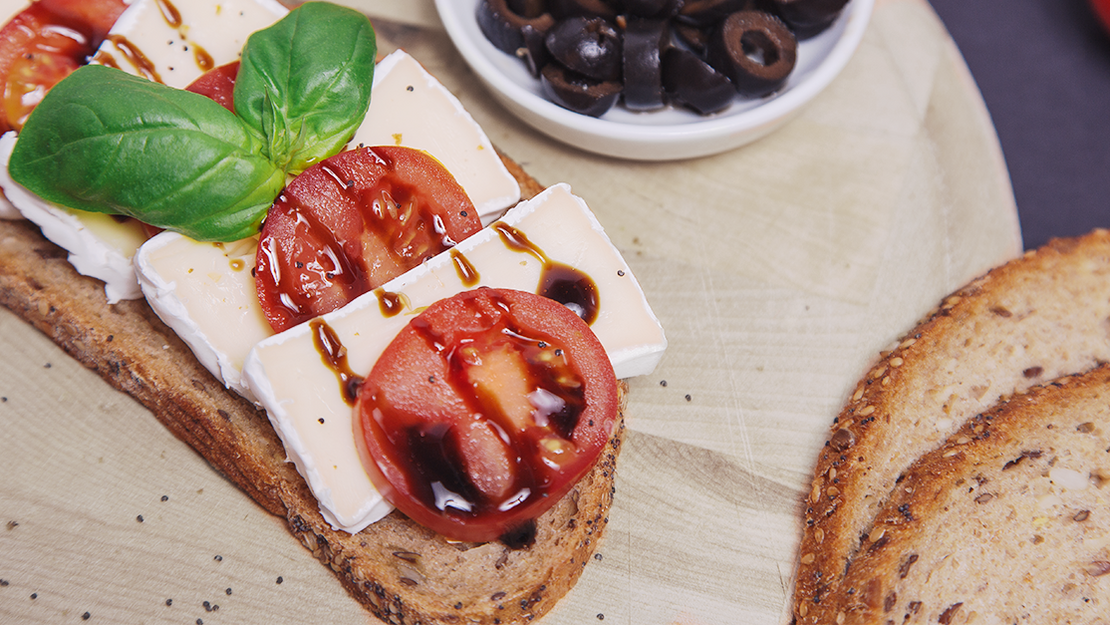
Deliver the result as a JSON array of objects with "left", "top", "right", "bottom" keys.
[
  {"left": 255, "top": 145, "right": 482, "bottom": 333},
  {"left": 185, "top": 61, "right": 239, "bottom": 112},
  {"left": 354, "top": 288, "right": 619, "bottom": 543},
  {"left": 0, "top": 0, "right": 127, "bottom": 132}
]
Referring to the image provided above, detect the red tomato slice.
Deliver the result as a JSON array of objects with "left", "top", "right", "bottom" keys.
[
  {"left": 0, "top": 0, "right": 127, "bottom": 132},
  {"left": 255, "top": 146, "right": 482, "bottom": 333},
  {"left": 185, "top": 61, "right": 239, "bottom": 112},
  {"left": 354, "top": 287, "right": 619, "bottom": 543}
]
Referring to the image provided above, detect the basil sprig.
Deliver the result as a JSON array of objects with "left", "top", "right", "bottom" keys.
[{"left": 8, "top": 2, "right": 376, "bottom": 242}]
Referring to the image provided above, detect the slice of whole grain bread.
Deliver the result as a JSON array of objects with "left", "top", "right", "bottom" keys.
[
  {"left": 823, "top": 364, "right": 1110, "bottom": 625},
  {"left": 0, "top": 153, "right": 626, "bottom": 625},
  {"left": 793, "top": 229, "right": 1110, "bottom": 624}
]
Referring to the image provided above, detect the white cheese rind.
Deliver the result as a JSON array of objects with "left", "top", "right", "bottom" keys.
[
  {"left": 135, "top": 231, "right": 269, "bottom": 400},
  {"left": 0, "top": 133, "right": 145, "bottom": 303},
  {"left": 241, "top": 183, "right": 667, "bottom": 533},
  {"left": 352, "top": 51, "right": 521, "bottom": 225}
]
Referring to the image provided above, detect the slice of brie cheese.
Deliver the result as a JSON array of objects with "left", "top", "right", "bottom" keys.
[
  {"left": 135, "top": 232, "right": 269, "bottom": 400},
  {"left": 93, "top": 0, "right": 289, "bottom": 89},
  {"left": 0, "top": 132, "right": 147, "bottom": 302},
  {"left": 241, "top": 183, "right": 667, "bottom": 533}
]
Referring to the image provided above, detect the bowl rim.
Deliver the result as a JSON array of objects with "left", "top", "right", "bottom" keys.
[{"left": 435, "top": 0, "right": 875, "bottom": 155}]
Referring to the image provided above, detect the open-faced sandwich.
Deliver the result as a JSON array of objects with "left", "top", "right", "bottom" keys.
[{"left": 0, "top": 1, "right": 667, "bottom": 623}]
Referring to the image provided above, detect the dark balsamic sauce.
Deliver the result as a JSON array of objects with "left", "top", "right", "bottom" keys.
[
  {"left": 493, "top": 223, "right": 599, "bottom": 325},
  {"left": 310, "top": 319, "right": 363, "bottom": 406},
  {"left": 105, "top": 35, "right": 163, "bottom": 83},
  {"left": 374, "top": 287, "right": 405, "bottom": 317},
  {"left": 450, "top": 249, "right": 480, "bottom": 287}
]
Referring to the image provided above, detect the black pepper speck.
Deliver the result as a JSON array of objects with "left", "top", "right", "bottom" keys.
[
  {"left": 597, "top": 614, "right": 604, "bottom": 620},
  {"left": 136, "top": 515, "right": 144, "bottom": 523},
  {"left": 161, "top": 495, "right": 168, "bottom": 502},
  {"left": 213, "top": 555, "right": 223, "bottom": 562},
  {"left": 0, "top": 579, "right": 8, "bottom": 586},
  {"left": 82, "top": 612, "right": 90, "bottom": 620},
  {"left": 276, "top": 576, "right": 284, "bottom": 584},
  {"left": 166, "top": 599, "right": 173, "bottom": 606},
  {"left": 226, "top": 588, "right": 232, "bottom": 596},
  {"left": 685, "top": 394, "right": 692, "bottom": 401},
  {"left": 30, "top": 593, "right": 37, "bottom": 599},
  {"left": 659, "top": 380, "right": 667, "bottom": 387}
]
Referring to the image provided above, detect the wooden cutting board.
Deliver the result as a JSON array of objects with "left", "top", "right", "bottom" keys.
[{"left": 0, "top": 0, "right": 1021, "bottom": 623}]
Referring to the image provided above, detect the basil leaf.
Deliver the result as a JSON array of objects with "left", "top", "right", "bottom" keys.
[
  {"left": 235, "top": 1, "right": 376, "bottom": 174},
  {"left": 9, "top": 65, "right": 285, "bottom": 242}
]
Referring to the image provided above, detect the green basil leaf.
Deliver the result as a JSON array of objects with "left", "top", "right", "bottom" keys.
[
  {"left": 9, "top": 65, "right": 285, "bottom": 242},
  {"left": 234, "top": 1, "right": 376, "bottom": 174}
]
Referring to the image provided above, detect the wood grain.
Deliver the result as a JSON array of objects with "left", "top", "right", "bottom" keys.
[{"left": 0, "top": 1, "right": 1022, "bottom": 623}]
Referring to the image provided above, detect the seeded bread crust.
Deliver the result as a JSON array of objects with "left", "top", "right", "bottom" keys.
[
  {"left": 0, "top": 154, "right": 627, "bottom": 625},
  {"left": 793, "top": 229, "right": 1110, "bottom": 624},
  {"left": 823, "top": 364, "right": 1110, "bottom": 625}
]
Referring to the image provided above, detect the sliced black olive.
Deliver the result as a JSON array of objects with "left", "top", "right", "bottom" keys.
[
  {"left": 540, "top": 63, "right": 622, "bottom": 117},
  {"left": 769, "top": 0, "right": 849, "bottom": 39},
  {"left": 676, "top": 0, "right": 754, "bottom": 27},
  {"left": 545, "top": 17, "right": 623, "bottom": 82},
  {"left": 671, "top": 21, "right": 710, "bottom": 53},
  {"left": 519, "top": 24, "right": 552, "bottom": 77},
  {"left": 508, "top": 0, "right": 548, "bottom": 18},
  {"left": 623, "top": 0, "right": 686, "bottom": 18},
  {"left": 622, "top": 18, "right": 669, "bottom": 111},
  {"left": 549, "top": 0, "right": 619, "bottom": 19},
  {"left": 707, "top": 10, "right": 796, "bottom": 97},
  {"left": 478, "top": 0, "right": 556, "bottom": 55},
  {"left": 661, "top": 47, "right": 734, "bottom": 114}
]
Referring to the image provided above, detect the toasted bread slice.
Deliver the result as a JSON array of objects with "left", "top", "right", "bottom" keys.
[
  {"left": 0, "top": 153, "right": 626, "bottom": 625},
  {"left": 793, "top": 230, "right": 1110, "bottom": 623},
  {"left": 824, "top": 364, "right": 1110, "bottom": 625}
]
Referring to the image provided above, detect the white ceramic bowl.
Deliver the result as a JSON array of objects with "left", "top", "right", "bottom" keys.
[{"left": 435, "top": 0, "right": 874, "bottom": 161}]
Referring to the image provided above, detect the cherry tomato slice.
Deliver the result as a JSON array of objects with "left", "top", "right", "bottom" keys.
[
  {"left": 354, "top": 287, "right": 619, "bottom": 543},
  {"left": 255, "top": 146, "right": 482, "bottom": 333},
  {"left": 0, "top": 0, "right": 127, "bottom": 132},
  {"left": 185, "top": 61, "right": 239, "bottom": 112}
]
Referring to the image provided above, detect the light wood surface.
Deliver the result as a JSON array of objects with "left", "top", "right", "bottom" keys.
[{"left": 0, "top": 0, "right": 1022, "bottom": 623}]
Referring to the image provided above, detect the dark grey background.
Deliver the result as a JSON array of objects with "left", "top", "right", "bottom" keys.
[{"left": 927, "top": 0, "right": 1110, "bottom": 250}]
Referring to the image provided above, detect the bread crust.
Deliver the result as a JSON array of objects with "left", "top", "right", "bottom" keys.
[
  {"left": 0, "top": 153, "right": 623, "bottom": 624},
  {"left": 825, "top": 364, "right": 1110, "bottom": 625},
  {"left": 793, "top": 229, "right": 1110, "bottom": 623}
]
